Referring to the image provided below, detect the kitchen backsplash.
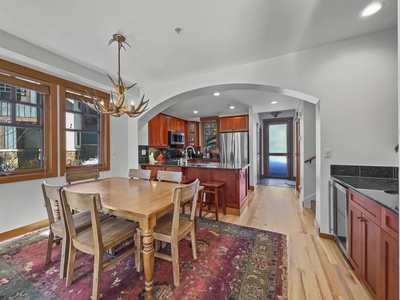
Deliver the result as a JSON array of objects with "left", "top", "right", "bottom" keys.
[{"left": 331, "top": 164, "right": 398, "bottom": 179}]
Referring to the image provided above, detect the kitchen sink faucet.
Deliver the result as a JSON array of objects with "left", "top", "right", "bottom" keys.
[{"left": 185, "top": 146, "right": 196, "bottom": 165}]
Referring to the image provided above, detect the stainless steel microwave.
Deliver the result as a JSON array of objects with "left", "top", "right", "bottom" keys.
[{"left": 168, "top": 131, "right": 185, "bottom": 146}]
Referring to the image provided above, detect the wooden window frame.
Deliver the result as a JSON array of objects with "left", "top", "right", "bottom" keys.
[
  {"left": 0, "top": 60, "right": 57, "bottom": 183},
  {"left": 59, "top": 84, "right": 110, "bottom": 175},
  {"left": 0, "top": 59, "right": 110, "bottom": 182}
]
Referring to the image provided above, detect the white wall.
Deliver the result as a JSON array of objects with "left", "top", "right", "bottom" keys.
[
  {"left": 300, "top": 102, "right": 317, "bottom": 207},
  {"left": 0, "top": 28, "right": 397, "bottom": 235},
  {"left": 135, "top": 28, "right": 397, "bottom": 233}
]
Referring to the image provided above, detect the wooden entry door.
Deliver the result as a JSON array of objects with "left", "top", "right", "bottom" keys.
[{"left": 263, "top": 117, "right": 293, "bottom": 179}]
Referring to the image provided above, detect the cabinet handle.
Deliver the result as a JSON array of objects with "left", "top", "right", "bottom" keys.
[{"left": 357, "top": 216, "right": 365, "bottom": 222}]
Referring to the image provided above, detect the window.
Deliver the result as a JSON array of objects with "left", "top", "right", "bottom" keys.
[
  {"left": 59, "top": 86, "right": 110, "bottom": 174},
  {"left": 0, "top": 84, "right": 44, "bottom": 171},
  {"left": 203, "top": 120, "right": 218, "bottom": 150},
  {"left": 200, "top": 117, "right": 218, "bottom": 151},
  {"left": 0, "top": 61, "right": 57, "bottom": 183}
]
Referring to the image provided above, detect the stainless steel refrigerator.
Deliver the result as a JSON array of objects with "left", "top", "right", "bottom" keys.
[{"left": 220, "top": 132, "right": 249, "bottom": 164}]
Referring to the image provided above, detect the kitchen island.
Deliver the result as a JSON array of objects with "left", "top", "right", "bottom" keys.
[{"left": 140, "top": 161, "right": 250, "bottom": 215}]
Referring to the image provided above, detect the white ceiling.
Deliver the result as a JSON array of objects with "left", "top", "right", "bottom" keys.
[{"left": 0, "top": 0, "right": 396, "bottom": 118}]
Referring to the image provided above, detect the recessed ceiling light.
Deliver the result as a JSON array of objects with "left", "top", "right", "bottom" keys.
[
  {"left": 213, "top": 92, "right": 220, "bottom": 96},
  {"left": 361, "top": 2, "right": 384, "bottom": 17},
  {"left": 271, "top": 101, "right": 278, "bottom": 104},
  {"left": 193, "top": 110, "right": 198, "bottom": 114},
  {"left": 229, "top": 105, "right": 235, "bottom": 109}
]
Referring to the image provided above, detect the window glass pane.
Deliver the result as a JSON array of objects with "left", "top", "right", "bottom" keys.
[
  {"left": 203, "top": 121, "right": 217, "bottom": 150},
  {"left": 269, "top": 124, "right": 287, "bottom": 153},
  {"left": 84, "top": 116, "right": 98, "bottom": 132},
  {"left": 16, "top": 87, "right": 44, "bottom": 105},
  {"left": 0, "top": 101, "right": 11, "bottom": 123},
  {"left": 66, "top": 112, "right": 82, "bottom": 130},
  {"left": 16, "top": 104, "right": 41, "bottom": 126},
  {"left": 0, "top": 126, "right": 42, "bottom": 171},
  {"left": 0, "top": 83, "right": 12, "bottom": 99},
  {"left": 66, "top": 98, "right": 82, "bottom": 112},
  {"left": 85, "top": 103, "right": 98, "bottom": 115},
  {"left": 269, "top": 156, "right": 288, "bottom": 177},
  {"left": 66, "top": 132, "right": 99, "bottom": 166}
]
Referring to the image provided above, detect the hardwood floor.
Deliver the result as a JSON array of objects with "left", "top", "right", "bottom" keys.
[{"left": 202, "top": 184, "right": 372, "bottom": 300}]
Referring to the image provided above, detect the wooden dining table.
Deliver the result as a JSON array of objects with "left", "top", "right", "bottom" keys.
[{"left": 64, "top": 176, "right": 182, "bottom": 298}]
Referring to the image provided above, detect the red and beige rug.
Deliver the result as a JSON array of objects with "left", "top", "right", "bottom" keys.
[{"left": 0, "top": 218, "right": 287, "bottom": 299}]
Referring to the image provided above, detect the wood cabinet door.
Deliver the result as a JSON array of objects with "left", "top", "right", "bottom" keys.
[
  {"left": 220, "top": 115, "right": 249, "bottom": 132},
  {"left": 379, "top": 230, "right": 399, "bottom": 300},
  {"left": 219, "top": 117, "right": 236, "bottom": 132},
  {"left": 362, "top": 215, "right": 380, "bottom": 299},
  {"left": 348, "top": 203, "right": 363, "bottom": 276},
  {"left": 186, "top": 122, "right": 199, "bottom": 147},
  {"left": 233, "top": 115, "right": 249, "bottom": 131},
  {"left": 167, "top": 116, "right": 176, "bottom": 132},
  {"left": 176, "top": 119, "right": 185, "bottom": 133},
  {"left": 148, "top": 115, "right": 168, "bottom": 147}
]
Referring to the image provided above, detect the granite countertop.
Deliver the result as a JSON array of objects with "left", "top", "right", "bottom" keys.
[
  {"left": 332, "top": 176, "right": 398, "bottom": 214},
  {"left": 141, "top": 161, "right": 250, "bottom": 170}
]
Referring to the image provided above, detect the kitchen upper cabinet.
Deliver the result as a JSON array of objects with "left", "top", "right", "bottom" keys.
[
  {"left": 186, "top": 122, "right": 199, "bottom": 147},
  {"left": 148, "top": 114, "right": 168, "bottom": 147},
  {"left": 219, "top": 115, "right": 249, "bottom": 132},
  {"left": 148, "top": 114, "right": 187, "bottom": 147},
  {"left": 166, "top": 115, "right": 185, "bottom": 132},
  {"left": 176, "top": 119, "right": 185, "bottom": 133},
  {"left": 167, "top": 116, "right": 176, "bottom": 132}
]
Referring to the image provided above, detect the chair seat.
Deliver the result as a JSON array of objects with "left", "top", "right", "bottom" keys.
[
  {"left": 50, "top": 219, "right": 63, "bottom": 237},
  {"left": 153, "top": 214, "right": 193, "bottom": 241},
  {"left": 73, "top": 218, "right": 138, "bottom": 254}
]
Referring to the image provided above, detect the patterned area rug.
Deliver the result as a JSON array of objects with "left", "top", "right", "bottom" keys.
[{"left": 0, "top": 218, "right": 287, "bottom": 299}]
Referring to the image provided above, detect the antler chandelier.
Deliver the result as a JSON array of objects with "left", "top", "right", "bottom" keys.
[{"left": 85, "top": 34, "right": 149, "bottom": 117}]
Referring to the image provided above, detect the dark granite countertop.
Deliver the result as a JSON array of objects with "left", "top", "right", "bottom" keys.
[
  {"left": 141, "top": 161, "right": 250, "bottom": 170},
  {"left": 332, "top": 176, "right": 398, "bottom": 214}
]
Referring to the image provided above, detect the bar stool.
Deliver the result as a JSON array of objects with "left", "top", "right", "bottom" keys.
[{"left": 200, "top": 181, "right": 226, "bottom": 221}]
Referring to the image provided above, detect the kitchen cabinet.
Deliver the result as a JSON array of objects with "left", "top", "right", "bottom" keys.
[
  {"left": 148, "top": 114, "right": 168, "bottom": 147},
  {"left": 219, "top": 115, "right": 248, "bottom": 132},
  {"left": 348, "top": 189, "right": 399, "bottom": 300},
  {"left": 186, "top": 122, "right": 199, "bottom": 147},
  {"left": 148, "top": 114, "right": 186, "bottom": 147},
  {"left": 379, "top": 208, "right": 399, "bottom": 300}
]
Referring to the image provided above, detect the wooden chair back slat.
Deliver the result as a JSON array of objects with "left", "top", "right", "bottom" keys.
[
  {"left": 65, "top": 169, "right": 100, "bottom": 184},
  {"left": 128, "top": 168, "right": 151, "bottom": 180},
  {"left": 157, "top": 170, "right": 182, "bottom": 184}
]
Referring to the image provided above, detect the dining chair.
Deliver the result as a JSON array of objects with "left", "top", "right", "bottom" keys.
[
  {"left": 65, "top": 169, "right": 100, "bottom": 184},
  {"left": 152, "top": 179, "right": 199, "bottom": 286},
  {"left": 157, "top": 170, "right": 182, "bottom": 184},
  {"left": 60, "top": 188, "right": 141, "bottom": 300},
  {"left": 41, "top": 181, "right": 109, "bottom": 279},
  {"left": 128, "top": 168, "right": 151, "bottom": 180},
  {"left": 157, "top": 170, "right": 187, "bottom": 216}
]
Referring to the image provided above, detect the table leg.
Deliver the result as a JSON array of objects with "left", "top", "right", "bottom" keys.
[{"left": 142, "top": 228, "right": 155, "bottom": 298}]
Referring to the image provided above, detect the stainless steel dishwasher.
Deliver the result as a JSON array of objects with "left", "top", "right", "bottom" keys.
[{"left": 331, "top": 179, "right": 349, "bottom": 258}]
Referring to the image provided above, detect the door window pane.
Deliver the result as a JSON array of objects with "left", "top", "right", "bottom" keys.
[
  {"left": 269, "top": 156, "right": 288, "bottom": 177},
  {"left": 269, "top": 124, "right": 287, "bottom": 153}
]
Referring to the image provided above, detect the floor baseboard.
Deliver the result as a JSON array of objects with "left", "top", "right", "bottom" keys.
[{"left": 0, "top": 219, "right": 48, "bottom": 242}]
